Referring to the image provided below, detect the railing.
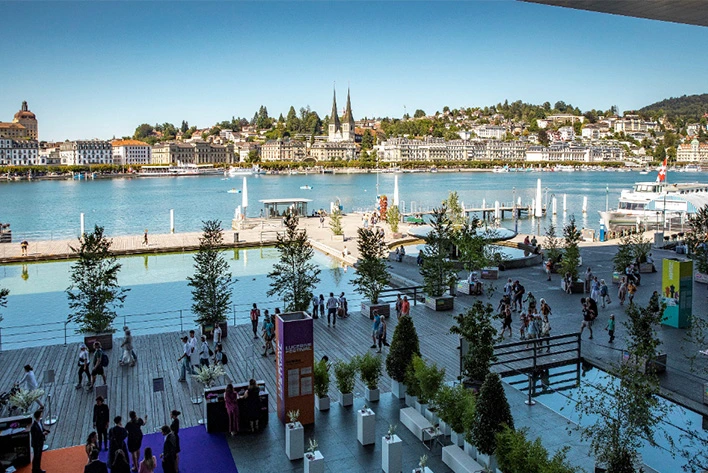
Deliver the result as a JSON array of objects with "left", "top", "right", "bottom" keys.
[{"left": 378, "top": 285, "right": 425, "bottom": 306}]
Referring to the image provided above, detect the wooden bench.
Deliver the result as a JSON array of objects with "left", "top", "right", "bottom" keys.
[
  {"left": 399, "top": 407, "right": 433, "bottom": 441},
  {"left": 442, "top": 445, "right": 485, "bottom": 473}
]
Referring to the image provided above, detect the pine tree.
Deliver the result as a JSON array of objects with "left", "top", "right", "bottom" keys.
[
  {"left": 560, "top": 217, "right": 582, "bottom": 281},
  {"left": 187, "top": 220, "right": 233, "bottom": 326},
  {"left": 420, "top": 206, "right": 457, "bottom": 297},
  {"left": 352, "top": 228, "right": 390, "bottom": 304},
  {"left": 470, "top": 372, "right": 514, "bottom": 455},
  {"left": 329, "top": 208, "right": 343, "bottom": 236},
  {"left": 66, "top": 225, "right": 129, "bottom": 334},
  {"left": 543, "top": 223, "right": 562, "bottom": 264},
  {"left": 385, "top": 315, "right": 421, "bottom": 382},
  {"left": 449, "top": 301, "right": 497, "bottom": 383},
  {"left": 267, "top": 214, "right": 321, "bottom": 312}
]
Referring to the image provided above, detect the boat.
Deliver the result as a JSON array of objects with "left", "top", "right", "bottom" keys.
[
  {"left": 227, "top": 188, "right": 241, "bottom": 194},
  {"left": 599, "top": 159, "right": 708, "bottom": 230},
  {"left": 225, "top": 165, "right": 264, "bottom": 177},
  {"left": 684, "top": 164, "right": 701, "bottom": 173},
  {"left": 300, "top": 185, "right": 313, "bottom": 190},
  {"left": 492, "top": 165, "right": 509, "bottom": 173},
  {"left": 139, "top": 163, "right": 220, "bottom": 177}
]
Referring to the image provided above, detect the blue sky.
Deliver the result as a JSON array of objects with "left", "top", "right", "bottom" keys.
[{"left": 1, "top": 1, "right": 707, "bottom": 141}]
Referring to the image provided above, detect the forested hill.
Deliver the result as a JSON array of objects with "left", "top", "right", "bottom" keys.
[{"left": 640, "top": 94, "right": 708, "bottom": 122}]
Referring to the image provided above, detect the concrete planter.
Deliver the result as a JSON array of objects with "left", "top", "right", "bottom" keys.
[
  {"left": 331, "top": 234, "right": 344, "bottom": 242},
  {"left": 450, "top": 430, "right": 465, "bottom": 447},
  {"left": 339, "top": 391, "right": 353, "bottom": 407},
  {"left": 85, "top": 332, "right": 113, "bottom": 351},
  {"left": 438, "top": 419, "right": 451, "bottom": 436},
  {"left": 478, "top": 452, "right": 498, "bottom": 472},
  {"left": 639, "top": 262, "right": 654, "bottom": 273},
  {"left": 315, "top": 395, "right": 330, "bottom": 411},
  {"left": 361, "top": 301, "right": 391, "bottom": 319},
  {"left": 414, "top": 400, "right": 428, "bottom": 414},
  {"left": 424, "top": 295, "right": 454, "bottom": 311},
  {"left": 285, "top": 422, "right": 303, "bottom": 460},
  {"left": 424, "top": 407, "right": 439, "bottom": 426},
  {"left": 463, "top": 440, "right": 477, "bottom": 460},
  {"left": 201, "top": 321, "right": 228, "bottom": 340},
  {"left": 391, "top": 380, "right": 406, "bottom": 399},
  {"left": 480, "top": 266, "right": 499, "bottom": 280},
  {"left": 405, "top": 394, "right": 417, "bottom": 408},
  {"left": 561, "top": 279, "right": 585, "bottom": 294},
  {"left": 365, "top": 387, "right": 380, "bottom": 402}
]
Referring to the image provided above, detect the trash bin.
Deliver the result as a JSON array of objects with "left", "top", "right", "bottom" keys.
[{"left": 234, "top": 232, "right": 239, "bottom": 243}]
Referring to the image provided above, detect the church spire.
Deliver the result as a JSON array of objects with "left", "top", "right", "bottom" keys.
[
  {"left": 342, "top": 88, "right": 355, "bottom": 127},
  {"left": 330, "top": 87, "right": 341, "bottom": 132}
]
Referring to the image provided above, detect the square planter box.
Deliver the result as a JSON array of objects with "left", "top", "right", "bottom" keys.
[
  {"left": 357, "top": 408, "right": 376, "bottom": 446},
  {"left": 424, "top": 408, "right": 439, "bottom": 426},
  {"left": 201, "top": 321, "right": 228, "bottom": 340},
  {"left": 414, "top": 400, "right": 428, "bottom": 414},
  {"left": 450, "top": 430, "right": 465, "bottom": 447},
  {"left": 285, "top": 422, "right": 303, "bottom": 460},
  {"left": 405, "top": 394, "right": 417, "bottom": 408},
  {"left": 639, "top": 262, "right": 655, "bottom": 273},
  {"left": 477, "top": 452, "right": 498, "bottom": 472},
  {"left": 561, "top": 279, "right": 585, "bottom": 294},
  {"left": 463, "top": 440, "right": 477, "bottom": 459},
  {"left": 481, "top": 267, "right": 499, "bottom": 280},
  {"left": 382, "top": 434, "right": 402, "bottom": 473},
  {"left": 304, "top": 451, "right": 324, "bottom": 473},
  {"left": 331, "top": 234, "right": 345, "bottom": 242},
  {"left": 425, "top": 295, "right": 454, "bottom": 311},
  {"left": 365, "top": 387, "right": 380, "bottom": 402},
  {"left": 315, "top": 395, "right": 330, "bottom": 411},
  {"left": 391, "top": 380, "right": 406, "bottom": 399},
  {"left": 438, "top": 420, "right": 451, "bottom": 436},
  {"left": 361, "top": 301, "right": 391, "bottom": 319},
  {"left": 85, "top": 333, "right": 113, "bottom": 351},
  {"left": 339, "top": 391, "right": 353, "bottom": 407}
]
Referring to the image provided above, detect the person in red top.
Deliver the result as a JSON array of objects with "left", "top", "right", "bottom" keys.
[
  {"left": 224, "top": 383, "right": 240, "bottom": 436},
  {"left": 400, "top": 296, "right": 410, "bottom": 318},
  {"left": 250, "top": 303, "right": 260, "bottom": 339}
]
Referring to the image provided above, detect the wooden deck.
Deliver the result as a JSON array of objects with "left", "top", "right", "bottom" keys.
[{"left": 0, "top": 296, "right": 481, "bottom": 450}]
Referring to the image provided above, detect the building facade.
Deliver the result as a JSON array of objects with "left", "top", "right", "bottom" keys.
[
  {"left": 60, "top": 140, "right": 112, "bottom": 165},
  {"left": 0, "top": 101, "right": 38, "bottom": 140},
  {"left": 111, "top": 139, "right": 152, "bottom": 165},
  {"left": 261, "top": 139, "right": 307, "bottom": 162},
  {"left": 677, "top": 139, "right": 708, "bottom": 163},
  {"left": 0, "top": 138, "right": 41, "bottom": 166}
]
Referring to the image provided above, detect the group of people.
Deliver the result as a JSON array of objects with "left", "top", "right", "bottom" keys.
[
  {"left": 310, "top": 292, "right": 349, "bottom": 327},
  {"left": 496, "top": 280, "right": 552, "bottom": 350},
  {"left": 370, "top": 310, "right": 389, "bottom": 353},
  {"left": 223, "top": 379, "right": 263, "bottom": 437},
  {"left": 177, "top": 328, "right": 226, "bottom": 381}
]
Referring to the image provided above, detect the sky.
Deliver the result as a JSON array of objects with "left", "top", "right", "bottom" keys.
[{"left": 1, "top": 1, "right": 707, "bottom": 141}]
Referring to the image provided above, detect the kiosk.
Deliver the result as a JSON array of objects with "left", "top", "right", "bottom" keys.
[{"left": 202, "top": 380, "right": 269, "bottom": 434}]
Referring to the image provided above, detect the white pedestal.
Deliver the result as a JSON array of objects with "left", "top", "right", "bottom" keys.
[
  {"left": 382, "top": 434, "right": 402, "bottom": 473},
  {"left": 412, "top": 468, "right": 434, "bottom": 473},
  {"left": 340, "top": 391, "right": 353, "bottom": 407},
  {"left": 304, "top": 451, "right": 324, "bottom": 473},
  {"left": 365, "top": 387, "right": 380, "bottom": 402},
  {"left": 285, "top": 422, "right": 303, "bottom": 460},
  {"left": 357, "top": 408, "right": 376, "bottom": 446},
  {"left": 315, "top": 395, "right": 330, "bottom": 411}
]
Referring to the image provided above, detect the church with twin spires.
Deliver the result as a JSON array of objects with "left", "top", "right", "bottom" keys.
[{"left": 310, "top": 87, "right": 358, "bottom": 160}]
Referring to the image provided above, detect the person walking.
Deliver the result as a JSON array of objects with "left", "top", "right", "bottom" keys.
[
  {"left": 500, "top": 306, "right": 513, "bottom": 339},
  {"left": 318, "top": 294, "right": 325, "bottom": 319},
  {"left": 93, "top": 396, "right": 110, "bottom": 451},
  {"left": 585, "top": 267, "right": 593, "bottom": 293},
  {"left": 400, "top": 296, "right": 410, "bottom": 318},
  {"left": 326, "top": 292, "right": 338, "bottom": 327},
  {"left": 606, "top": 314, "right": 616, "bottom": 343},
  {"left": 371, "top": 311, "right": 381, "bottom": 349},
  {"left": 188, "top": 330, "right": 199, "bottom": 371},
  {"left": 89, "top": 341, "right": 107, "bottom": 389},
  {"left": 600, "top": 279, "right": 611, "bottom": 308},
  {"left": 120, "top": 327, "right": 136, "bottom": 367},
  {"left": 627, "top": 280, "right": 637, "bottom": 305},
  {"left": 30, "top": 409, "right": 48, "bottom": 473},
  {"left": 338, "top": 292, "right": 348, "bottom": 318},
  {"left": 111, "top": 450, "right": 131, "bottom": 473},
  {"left": 108, "top": 416, "right": 129, "bottom": 470},
  {"left": 376, "top": 316, "right": 388, "bottom": 353},
  {"left": 250, "top": 303, "right": 260, "bottom": 339},
  {"left": 541, "top": 313, "right": 552, "bottom": 352},
  {"left": 213, "top": 323, "right": 222, "bottom": 345},
  {"left": 85, "top": 431, "right": 98, "bottom": 462},
  {"left": 21, "top": 240, "right": 28, "bottom": 257},
  {"left": 138, "top": 447, "right": 156, "bottom": 473},
  {"left": 169, "top": 411, "right": 180, "bottom": 473},
  {"left": 395, "top": 294, "right": 403, "bottom": 319},
  {"left": 177, "top": 336, "right": 192, "bottom": 381},
  {"left": 243, "top": 379, "right": 262, "bottom": 432},
  {"left": 76, "top": 344, "right": 91, "bottom": 389},
  {"left": 512, "top": 281, "right": 525, "bottom": 312},
  {"left": 618, "top": 277, "right": 628, "bottom": 306},
  {"left": 159, "top": 426, "right": 177, "bottom": 473},
  {"left": 261, "top": 315, "right": 274, "bottom": 357},
  {"left": 224, "top": 383, "right": 240, "bottom": 436},
  {"left": 580, "top": 298, "right": 596, "bottom": 340},
  {"left": 199, "top": 335, "right": 210, "bottom": 367},
  {"left": 545, "top": 259, "right": 553, "bottom": 281},
  {"left": 311, "top": 295, "right": 319, "bottom": 319},
  {"left": 213, "top": 343, "right": 225, "bottom": 365},
  {"left": 143, "top": 229, "right": 148, "bottom": 246},
  {"left": 17, "top": 364, "right": 44, "bottom": 409},
  {"left": 126, "top": 411, "right": 147, "bottom": 472},
  {"left": 590, "top": 276, "right": 601, "bottom": 302},
  {"left": 84, "top": 447, "right": 108, "bottom": 473}
]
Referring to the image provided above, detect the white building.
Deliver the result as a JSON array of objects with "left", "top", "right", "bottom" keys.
[
  {"left": 111, "top": 139, "right": 151, "bottom": 165},
  {"left": 614, "top": 115, "right": 658, "bottom": 134},
  {"left": 677, "top": 139, "right": 708, "bottom": 163},
  {"left": 0, "top": 138, "right": 40, "bottom": 166},
  {"left": 474, "top": 125, "right": 506, "bottom": 140},
  {"left": 558, "top": 126, "right": 575, "bottom": 141},
  {"left": 60, "top": 140, "right": 112, "bottom": 165}
]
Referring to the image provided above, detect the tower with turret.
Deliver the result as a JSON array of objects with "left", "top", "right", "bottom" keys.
[{"left": 328, "top": 87, "right": 355, "bottom": 143}]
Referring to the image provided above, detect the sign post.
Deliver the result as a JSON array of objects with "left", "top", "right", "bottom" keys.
[{"left": 275, "top": 311, "right": 314, "bottom": 425}]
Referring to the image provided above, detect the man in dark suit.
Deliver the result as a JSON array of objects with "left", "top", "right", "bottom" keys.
[
  {"left": 30, "top": 409, "right": 48, "bottom": 473},
  {"left": 160, "top": 425, "right": 177, "bottom": 473},
  {"left": 84, "top": 448, "right": 108, "bottom": 473}
]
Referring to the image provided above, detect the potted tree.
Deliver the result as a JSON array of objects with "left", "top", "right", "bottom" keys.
[
  {"left": 495, "top": 426, "right": 577, "bottom": 473},
  {"left": 412, "top": 356, "right": 445, "bottom": 424},
  {"left": 560, "top": 217, "right": 584, "bottom": 294},
  {"left": 267, "top": 214, "right": 321, "bottom": 312},
  {"left": 187, "top": 220, "right": 233, "bottom": 338},
  {"left": 385, "top": 315, "right": 421, "bottom": 399},
  {"left": 420, "top": 206, "right": 457, "bottom": 311},
  {"left": 436, "top": 383, "right": 473, "bottom": 445},
  {"left": 329, "top": 208, "right": 344, "bottom": 241},
  {"left": 455, "top": 219, "right": 490, "bottom": 295},
  {"left": 387, "top": 205, "right": 402, "bottom": 239},
  {"left": 358, "top": 351, "right": 383, "bottom": 402},
  {"left": 333, "top": 359, "right": 357, "bottom": 407},
  {"left": 543, "top": 223, "right": 563, "bottom": 272},
  {"left": 450, "top": 301, "right": 497, "bottom": 389},
  {"left": 313, "top": 358, "right": 330, "bottom": 411},
  {"left": 9, "top": 388, "right": 45, "bottom": 415},
  {"left": 352, "top": 227, "right": 392, "bottom": 319},
  {"left": 612, "top": 233, "right": 635, "bottom": 284},
  {"left": 66, "top": 225, "right": 129, "bottom": 350},
  {"left": 469, "top": 372, "right": 514, "bottom": 472}
]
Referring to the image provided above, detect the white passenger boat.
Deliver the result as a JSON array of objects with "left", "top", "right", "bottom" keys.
[{"left": 139, "top": 164, "right": 220, "bottom": 177}]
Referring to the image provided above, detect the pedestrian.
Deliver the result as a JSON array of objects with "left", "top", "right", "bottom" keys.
[
  {"left": 599, "top": 279, "right": 611, "bottom": 308},
  {"left": 512, "top": 281, "right": 525, "bottom": 312},
  {"left": 401, "top": 295, "right": 410, "bottom": 317},
  {"left": 21, "top": 240, "right": 29, "bottom": 257},
  {"left": 503, "top": 278, "right": 513, "bottom": 297},
  {"left": 108, "top": 417, "right": 129, "bottom": 471},
  {"left": 31, "top": 409, "right": 48, "bottom": 473},
  {"left": 76, "top": 343, "right": 91, "bottom": 389},
  {"left": 159, "top": 425, "right": 177, "bottom": 473},
  {"left": 501, "top": 306, "right": 513, "bottom": 339},
  {"left": 177, "top": 336, "right": 192, "bottom": 382},
  {"left": 618, "top": 277, "right": 628, "bottom": 306},
  {"left": 318, "top": 294, "right": 325, "bottom": 319},
  {"left": 188, "top": 330, "right": 199, "bottom": 370},
  {"left": 143, "top": 229, "right": 148, "bottom": 246},
  {"left": 169, "top": 410, "right": 181, "bottom": 472},
  {"left": 585, "top": 267, "right": 593, "bottom": 293},
  {"left": 540, "top": 298, "right": 552, "bottom": 318},
  {"left": 606, "top": 314, "right": 616, "bottom": 343},
  {"left": 224, "top": 383, "right": 240, "bottom": 436},
  {"left": 89, "top": 341, "right": 107, "bottom": 389},
  {"left": 18, "top": 364, "right": 40, "bottom": 394},
  {"left": 93, "top": 396, "right": 110, "bottom": 451},
  {"left": 213, "top": 343, "right": 225, "bottom": 365},
  {"left": 311, "top": 295, "right": 319, "bottom": 319},
  {"left": 580, "top": 298, "right": 596, "bottom": 340},
  {"left": 126, "top": 410, "right": 147, "bottom": 472},
  {"left": 338, "top": 292, "right": 348, "bottom": 318},
  {"left": 416, "top": 253, "right": 423, "bottom": 266},
  {"left": 213, "top": 323, "right": 222, "bottom": 345},
  {"left": 242, "top": 379, "right": 262, "bottom": 432},
  {"left": 590, "top": 276, "right": 601, "bottom": 302},
  {"left": 376, "top": 316, "right": 388, "bottom": 353},
  {"left": 519, "top": 312, "right": 528, "bottom": 340},
  {"left": 541, "top": 313, "right": 552, "bottom": 352},
  {"left": 523, "top": 291, "right": 536, "bottom": 313},
  {"left": 319, "top": 214, "right": 325, "bottom": 228},
  {"left": 85, "top": 447, "right": 108, "bottom": 473},
  {"left": 85, "top": 431, "right": 98, "bottom": 461},
  {"left": 261, "top": 314, "right": 274, "bottom": 357},
  {"left": 545, "top": 259, "right": 553, "bottom": 281},
  {"left": 627, "top": 280, "right": 637, "bottom": 305},
  {"left": 250, "top": 303, "right": 261, "bottom": 339},
  {"left": 120, "top": 327, "right": 136, "bottom": 367},
  {"left": 326, "top": 292, "right": 338, "bottom": 327},
  {"left": 526, "top": 312, "right": 539, "bottom": 347},
  {"left": 395, "top": 294, "right": 403, "bottom": 319},
  {"left": 199, "top": 335, "right": 211, "bottom": 367},
  {"left": 564, "top": 272, "right": 573, "bottom": 294},
  {"left": 138, "top": 447, "right": 156, "bottom": 473},
  {"left": 371, "top": 311, "right": 381, "bottom": 349}
]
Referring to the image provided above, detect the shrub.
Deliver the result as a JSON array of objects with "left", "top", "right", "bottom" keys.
[
  {"left": 313, "top": 359, "right": 330, "bottom": 398},
  {"left": 412, "top": 356, "right": 446, "bottom": 406},
  {"left": 385, "top": 315, "right": 421, "bottom": 382},
  {"left": 470, "top": 372, "right": 514, "bottom": 455},
  {"left": 357, "top": 351, "right": 383, "bottom": 390},
  {"left": 333, "top": 359, "right": 357, "bottom": 394}
]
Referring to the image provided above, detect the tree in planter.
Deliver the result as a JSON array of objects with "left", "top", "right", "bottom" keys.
[
  {"left": 387, "top": 205, "right": 401, "bottom": 234},
  {"left": 329, "top": 208, "right": 343, "bottom": 236},
  {"left": 685, "top": 204, "right": 708, "bottom": 274},
  {"left": 351, "top": 228, "right": 390, "bottom": 305},
  {"left": 444, "top": 190, "right": 467, "bottom": 228},
  {"left": 420, "top": 206, "right": 457, "bottom": 297},
  {"left": 267, "top": 214, "right": 321, "bottom": 312},
  {"left": 385, "top": 315, "right": 421, "bottom": 384},
  {"left": 66, "top": 225, "right": 129, "bottom": 334},
  {"left": 436, "top": 383, "right": 473, "bottom": 435},
  {"left": 313, "top": 358, "right": 330, "bottom": 399},
  {"left": 449, "top": 301, "right": 497, "bottom": 384},
  {"left": 412, "top": 356, "right": 445, "bottom": 406},
  {"left": 456, "top": 219, "right": 491, "bottom": 277},
  {"left": 543, "top": 223, "right": 563, "bottom": 266},
  {"left": 187, "top": 220, "right": 233, "bottom": 328},
  {"left": 613, "top": 233, "right": 636, "bottom": 274},
  {"left": 495, "top": 426, "right": 578, "bottom": 473},
  {"left": 357, "top": 351, "right": 383, "bottom": 390},
  {"left": 333, "top": 359, "right": 357, "bottom": 395},
  {"left": 470, "top": 372, "right": 514, "bottom": 456},
  {"left": 559, "top": 217, "right": 581, "bottom": 282}
]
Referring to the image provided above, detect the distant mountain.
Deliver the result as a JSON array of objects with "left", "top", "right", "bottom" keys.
[{"left": 639, "top": 94, "right": 708, "bottom": 122}]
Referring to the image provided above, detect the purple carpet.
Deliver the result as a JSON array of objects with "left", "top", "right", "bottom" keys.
[{"left": 99, "top": 425, "right": 238, "bottom": 473}]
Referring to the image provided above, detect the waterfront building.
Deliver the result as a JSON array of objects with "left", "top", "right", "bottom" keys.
[
  {"left": 525, "top": 143, "right": 624, "bottom": 162},
  {"left": 309, "top": 141, "right": 357, "bottom": 161},
  {"left": 261, "top": 139, "right": 306, "bottom": 162},
  {"left": 0, "top": 101, "right": 38, "bottom": 140},
  {"left": 309, "top": 88, "right": 358, "bottom": 160},
  {"left": 111, "top": 139, "right": 152, "bottom": 165},
  {"left": 152, "top": 142, "right": 194, "bottom": 165},
  {"left": 677, "top": 139, "right": 708, "bottom": 163},
  {"left": 60, "top": 140, "right": 112, "bottom": 165},
  {"left": 193, "top": 140, "right": 234, "bottom": 164},
  {"left": 474, "top": 125, "right": 506, "bottom": 140},
  {"left": 613, "top": 115, "right": 658, "bottom": 133},
  {"left": 234, "top": 142, "right": 260, "bottom": 162},
  {"left": 482, "top": 140, "right": 526, "bottom": 161},
  {"left": 0, "top": 138, "right": 41, "bottom": 166},
  {"left": 39, "top": 142, "right": 61, "bottom": 166}
]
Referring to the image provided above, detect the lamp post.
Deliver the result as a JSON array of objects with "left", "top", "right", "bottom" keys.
[{"left": 605, "top": 184, "right": 609, "bottom": 212}]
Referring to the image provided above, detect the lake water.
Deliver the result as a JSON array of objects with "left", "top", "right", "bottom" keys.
[
  {"left": 2, "top": 170, "right": 706, "bottom": 240},
  {"left": 0, "top": 248, "right": 360, "bottom": 350}
]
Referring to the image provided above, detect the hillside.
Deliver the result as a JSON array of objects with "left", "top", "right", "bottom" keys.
[{"left": 639, "top": 93, "right": 708, "bottom": 122}]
